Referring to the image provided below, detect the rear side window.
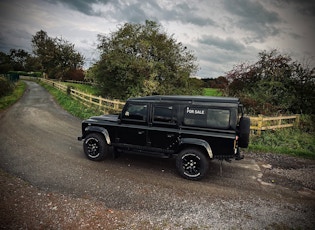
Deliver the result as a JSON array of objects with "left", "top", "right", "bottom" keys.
[
  {"left": 122, "top": 103, "right": 147, "bottom": 121},
  {"left": 153, "top": 106, "right": 175, "bottom": 123},
  {"left": 184, "top": 107, "right": 230, "bottom": 129}
]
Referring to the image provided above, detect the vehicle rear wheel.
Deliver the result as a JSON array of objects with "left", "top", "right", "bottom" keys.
[
  {"left": 176, "top": 148, "right": 209, "bottom": 180},
  {"left": 83, "top": 133, "right": 109, "bottom": 161}
]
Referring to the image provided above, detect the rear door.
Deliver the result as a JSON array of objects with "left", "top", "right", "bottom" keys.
[{"left": 147, "top": 104, "right": 179, "bottom": 152}]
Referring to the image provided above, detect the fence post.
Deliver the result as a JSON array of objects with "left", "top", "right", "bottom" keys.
[
  {"left": 257, "top": 114, "right": 263, "bottom": 136},
  {"left": 278, "top": 114, "right": 282, "bottom": 127},
  {"left": 295, "top": 114, "right": 300, "bottom": 127},
  {"left": 114, "top": 100, "right": 118, "bottom": 111},
  {"left": 99, "top": 96, "right": 102, "bottom": 110}
]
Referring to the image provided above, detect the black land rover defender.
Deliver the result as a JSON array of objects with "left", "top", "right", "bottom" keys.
[{"left": 78, "top": 95, "right": 250, "bottom": 180}]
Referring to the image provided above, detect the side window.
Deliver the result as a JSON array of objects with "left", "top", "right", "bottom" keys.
[
  {"left": 153, "top": 106, "right": 175, "bottom": 123},
  {"left": 207, "top": 109, "right": 230, "bottom": 129},
  {"left": 184, "top": 107, "right": 207, "bottom": 127},
  {"left": 122, "top": 103, "right": 148, "bottom": 121},
  {"left": 183, "top": 107, "right": 230, "bottom": 129}
]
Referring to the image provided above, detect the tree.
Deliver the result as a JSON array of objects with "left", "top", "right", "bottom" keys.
[
  {"left": 32, "top": 30, "right": 56, "bottom": 74},
  {"left": 203, "top": 76, "right": 228, "bottom": 89},
  {"left": 9, "top": 49, "right": 30, "bottom": 71},
  {"left": 0, "top": 51, "right": 12, "bottom": 73},
  {"left": 224, "top": 49, "right": 315, "bottom": 115},
  {"left": 290, "top": 62, "right": 315, "bottom": 115},
  {"left": 0, "top": 50, "right": 41, "bottom": 73},
  {"left": 94, "top": 20, "right": 199, "bottom": 99},
  {"left": 32, "top": 30, "right": 84, "bottom": 79}
]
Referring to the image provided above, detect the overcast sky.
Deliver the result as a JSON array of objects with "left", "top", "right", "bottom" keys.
[{"left": 0, "top": 0, "right": 314, "bottom": 78}]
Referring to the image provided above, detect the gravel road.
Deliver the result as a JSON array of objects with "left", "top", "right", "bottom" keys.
[{"left": 0, "top": 81, "right": 314, "bottom": 229}]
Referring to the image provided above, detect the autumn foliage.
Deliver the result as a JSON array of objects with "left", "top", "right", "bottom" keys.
[{"left": 224, "top": 50, "right": 315, "bottom": 116}]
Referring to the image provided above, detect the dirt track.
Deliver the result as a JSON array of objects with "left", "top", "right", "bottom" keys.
[{"left": 0, "top": 81, "right": 314, "bottom": 229}]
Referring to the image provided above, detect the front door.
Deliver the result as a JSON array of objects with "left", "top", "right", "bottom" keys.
[{"left": 117, "top": 103, "right": 148, "bottom": 147}]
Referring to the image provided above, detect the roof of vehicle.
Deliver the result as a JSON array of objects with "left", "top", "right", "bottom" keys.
[{"left": 128, "top": 95, "right": 240, "bottom": 104}]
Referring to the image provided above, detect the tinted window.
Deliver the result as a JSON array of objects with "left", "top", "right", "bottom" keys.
[
  {"left": 153, "top": 106, "right": 174, "bottom": 123},
  {"left": 122, "top": 104, "right": 147, "bottom": 121},
  {"left": 183, "top": 107, "right": 230, "bottom": 129},
  {"left": 207, "top": 109, "right": 230, "bottom": 128}
]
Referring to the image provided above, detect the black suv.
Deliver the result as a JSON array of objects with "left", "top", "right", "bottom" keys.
[{"left": 78, "top": 95, "right": 250, "bottom": 180}]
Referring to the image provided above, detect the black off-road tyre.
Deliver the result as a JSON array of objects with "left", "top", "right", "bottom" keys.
[
  {"left": 83, "top": 133, "right": 109, "bottom": 161},
  {"left": 238, "top": 117, "right": 250, "bottom": 148},
  {"left": 176, "top": 148, "right": 209, "bottom": 180}
]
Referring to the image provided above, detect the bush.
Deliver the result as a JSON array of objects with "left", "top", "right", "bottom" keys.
[
  {"left": 299, "top": 114, "right": 315, "bottom": 133},
  {"left": 0, "top": 76, "right": 14, "bottom": 97}
]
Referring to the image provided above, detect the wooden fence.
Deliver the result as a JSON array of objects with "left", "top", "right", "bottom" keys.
[
  {"left": 21, "top": 76, "right": 124, "bottom": 113},
  {"left": 249, "top": 114, "right": 300, "bottom": 135},
  {"left": 41, "top": 78, "right": 125, "bottom": 113},
  {"left": 21, "top": 76, "right": 300, "bottom": 133},
  {"left": 64, "top": 80, "right": 96, "bottom": 86}
]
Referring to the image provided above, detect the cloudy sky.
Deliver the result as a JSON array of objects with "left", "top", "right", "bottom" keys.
[{"left": 0, "top": 0, "right": 314, "bottom": 78}]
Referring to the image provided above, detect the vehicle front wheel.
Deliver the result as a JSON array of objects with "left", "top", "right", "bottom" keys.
[
  {"left": 83, "top": 133, "right": 109, "bottom": 161},
  {"left": 176, "top": 148, "right": 209, "bottom": 180}
]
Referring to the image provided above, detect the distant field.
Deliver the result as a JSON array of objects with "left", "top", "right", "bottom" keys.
[{"left": 203, "top": 88, "right": 222, "bottom": 96}]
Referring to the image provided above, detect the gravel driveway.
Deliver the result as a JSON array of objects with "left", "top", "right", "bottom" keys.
[{"left": 0, "top": 81, "right": 314, "bottom": 229}]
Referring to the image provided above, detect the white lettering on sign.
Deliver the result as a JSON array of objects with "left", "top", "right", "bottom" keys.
[{"left": 186, "top": 107, "right": 205, "bottom": 115}]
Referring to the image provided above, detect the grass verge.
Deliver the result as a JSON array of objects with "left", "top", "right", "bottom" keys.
[
  {"left": 247, "top": 128, "right": 315, "bottom": 159},
  {"left": 0, "top": 81, "right": 26, "bottom": 111},
  {"left": 63, "top": 82, "right": 100, "bottom": 95},
  {"left": 39, "top": 82, "right": 103, "bottom": 119}
]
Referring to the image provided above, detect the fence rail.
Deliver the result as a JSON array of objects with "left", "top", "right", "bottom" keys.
[
  {"left": 41, "top": 78, "right": 125, "bottom": 113},
  {"left": 21, "top": 76, "right": 300, "bottom": 133},
  {"left": 249, "top": 114, "right": 300, "bottom": 135},
  {"left": 64, "top": 80, "right": 96, "bottom": 86}
]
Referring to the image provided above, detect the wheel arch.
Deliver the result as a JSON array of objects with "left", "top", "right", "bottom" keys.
[
  {"left": 84, "top": 126, "right": 111, "bottom": 145},
  {"left": 177, "top": 138, "right": 213, "bottom": 159}
]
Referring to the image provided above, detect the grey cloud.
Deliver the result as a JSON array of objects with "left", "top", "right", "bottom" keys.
[
  {"left": 198, "top": 35, "right": 245, "bottom": 52},
  {"left": 168, "top": 2, "right": 216, "bottom": 26},
  {"left": 46, "top": 0, "right": 110, "bottom": 16},
  {"left": 271, "top": 0, "right": 315, "bottom": 16},
  {"left": 110, "top": 1, "right": 149, "bottom": 23},
  {"left": 111, "top": 0, "right": 216, "bottom": 26},
  {"left": 46, "top": 0, "right": 215, "bottom": 26},
  {"left": 0, "top": 28, "right": 33, "bottom": 53},
  {"left": 298, "top": 5, "right": 315, "bottom": 16},
  {"left": 223, "top": 0, "right": 281, "bottom": 42}
]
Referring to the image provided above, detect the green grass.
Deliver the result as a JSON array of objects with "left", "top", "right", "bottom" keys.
[
  {"left": 62, "top": 82, "right": 100, "bottom": 95},
  {"left": 247, "top": 128, "right": 315, "bottom": 159},
  {"left": 40, "top": 82, "right": 103, "bottom": 119},
  {"left": 203, "top": 88, "right": 222, "bottom": 96},
  {"left": 0, "top": 81, "right": 26, "bottom": 111}
]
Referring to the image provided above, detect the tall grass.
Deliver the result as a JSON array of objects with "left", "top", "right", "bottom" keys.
[
  {"left": 63, "top": 82, "right": 100, "bottom": 95},
  {"left": 248, "top": 128, "right": 315, "bottom": 159},
  {"left": 0, "top": 81, "right": 26, "bottom": 111}
]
